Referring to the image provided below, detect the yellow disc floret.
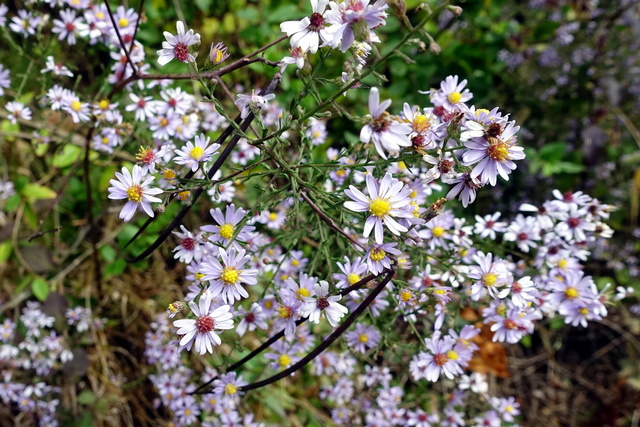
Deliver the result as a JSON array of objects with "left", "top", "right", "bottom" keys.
[
  {"left": 448, "top": 92, "right": 462, "bottom": 104},
  {"left": 369, "top": 247, "right": 386, "bottom": 262},
  {"left": 126, "top": 185, "right": 143, "bottom": 202},
  {"left": 565, "top": 287, "right": 579, "bottom": 299},
  {"left": 296, "top": 288, "right": 311, "bottom": 299},
  {"left": 218, "top": 224, "right": 235, "bottom": 240},
  {"left": 224, "top": 384, "right": 237, "bottom": 395},
  {"left": 358, "top": 334, "right": 369, "bottom": 343},
  {"left": 347, "top": 273, "right": 360, "bottom": 285},
  {"left": 220, "top": 267, "right": 240, "bottom": 285},
  {"left": 432, "top": 226, "right": 445, "bottom": 238},
  {"left": 482, "top": 273, "right": 498, "bottom": 286},
  {"left": 189, "top": 146, "right": 204, "bottom": 160},
  {"left": 119, "top": 18, "right": 129, "bottom": 27},
  {"left": 278, "top": 354, "right": 291, "bottom": 368},
  {"left": 369, "top": 197, "right": 391, "bottom": 217},
  {"left": 446, "top": 350, "right": 459, "bottom": 360},
  {"left": 70, "top": 101, "right": 82, "bottom": 112}
]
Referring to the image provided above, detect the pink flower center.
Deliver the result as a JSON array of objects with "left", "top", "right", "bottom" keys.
[
  {"left": 308, "top": 12, "right": 325, "bottom": 31},
  {"left": 181, "top": 237, "right": 196, "bottom": 251},
  {"left": 66, "top": 22, "right": 75, "bottom": 32},
  {"left": 433, "top": 353, "right": 448, "bottom": 366},
  {"left": 174, "top": 42, "right": 190, "bottom": 63},
  {"left": 137, "top": 99, "right": 146, "bottom": 107},
  {"left": 504, "top": 319, "right": 517, "bottom": 329},
  {"left": 196, "top": 315, "right": 215, "bottom": 333},
  {"left": 316, "top": 297, "right": 330, "bottom": 310},
  {"left": 245, "top": 312, "right": 255, "bottom": 323},
  {"left": 567, "top": 217, "right": 580, "bottom": 228},
  {"left": 517, "top": 232, "right": 528, "bottom": 241}
]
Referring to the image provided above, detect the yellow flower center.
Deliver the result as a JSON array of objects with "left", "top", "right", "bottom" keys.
[
  {"left": 558, "top": 258, "right": 568, "bottom": 269},
  {"left": 269, "top": 212, "right": 278, "bottom": 221},
  {"left": 446, "top": 350, "right": 458, "bottom": 360},
  {"left": 336, "top": 169, "right": 346, "bottom": 177},
  {"left": 126, "top": 185, "right": 143, "bottom": 202},
  {"left": 119, "top": 18, "right": 129, "bottom": 27},
  {"left": 347, "top": 273, "right": 360, "bottom": 285},
  {"left": 160, "top": 118, "right": 169, "bottom": 127},
  {"left": 182, "top": 115, "right": 189, "bottom": 124},
  {"left": 291, "top": 259, "right": 300, "bottom": 267},
  {"left": 409, "top": 190, "right": 418, "bottom": 199},
  {"left": 98, "top": 99, "right": 109, "bottom": 110},
  {"left": 400, "top": 290, "right": 413, "bottom": 302},
  {"left": 296, "top": 288, "right": 311, "bottom": 299},
  {"left": 358, "top": 334, "right": 369, "bottom": 343},
  {"left": 95, "top": 12, "right": 104, "bottom": 19},
  {"left": 432, "top": 226, "right": 445, "bottom": 238},
  {"left": 578, "top": 307, "right": 589, "bottom": 315},
  {"left": 218, "top": 224, "right": 234, "bottom": 240},
  {"left": 224, "top": 384, "right": 237, "bottom": 395},
  {"left": 448, "top": 92, "right": 462, "bottom": 104},
  {"left": 220, "top": 267, "right": 240, "bottom": 285},
  {"left": 483, "top": 273, "right": 498, "bottom": 286},
  {"left": 369, "top": 197, "right": 391, "bottom": 217},
  {"left": 71, "top": 101, "right": 82, "bottom": 112},
  {"left": 177, "top": 191, "right": 190, "bottom": 200},
  {"left": 163, "top": 169, "right": 177, "bottom": 180},
  {"left": 278, "top": 354, "right": 291, "bottom": 368},
  {"left": 369, "top": 247, "right": 386, "bottom": 262},
  {"left": 214, "top": 50, "right": 225, "bottom": 63},
  {"left": 488, "top": 140, "right": 510, "bottom": 162},
  {"left": 195, "top": 273, "right": 205, "bottom": 280},
  {"left": 102, "top": 137, "right": 109, "bottom": 144},
  {"left": 189, "top": 146, "right": 204, "bottom": 160},
  {"left": 505, "top": 405, "right": 514, "bottom": 413},
  {"left": 434, "top": 289, "right": 446, "bottom": 295},
  {"left": 565, "top": 287, "right": 579, "bottom": 299},
  {"left": 276, "top": 306, "right": 293, "bottom": 318},
  {"left": 496, "top": 303, "right": 507, "bottom": 315},
  {"left": 413, "top": 114, "right": 431, "bottom": 133},
  {"left": 475, "top": 108, "right": 490, "bottom": 115}
]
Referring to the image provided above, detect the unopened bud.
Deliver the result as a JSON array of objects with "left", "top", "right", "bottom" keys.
[
  {"left": 429, "top": 41, "right": 441, "bottom": 55},
  {"left": 447, "top": 5, "right": 463, "bottom": 16}
]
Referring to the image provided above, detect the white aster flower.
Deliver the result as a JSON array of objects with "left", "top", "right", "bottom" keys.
[
  {"left": 360, "top": 87, "right": 412, "bottom": 159},
  {"left": 174, "top": 133, "right": 220, "bottom": 172},
  {"left": 157, "top": 21, "right": 201, "bottom": 66},
  {"left": 300, "top": 281, "right": 348, "bottom": 327},
  {"left": 107, "top": 165, "right": 163, "bottom": 222}
]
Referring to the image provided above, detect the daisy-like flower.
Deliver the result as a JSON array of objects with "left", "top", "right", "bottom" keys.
[
  {"left": 280, "top": 46, "right": 307, "bottom": 71},
  {"left": 212, "top": 372, "right": 248, "bottom": 400},
  {"left": 235, "top": 303, "right": 268, "bottom": 337},
  {"left": 126, "top": 93, "right": 157, "bottom": 121},
  {"left": 200, "top": 204, "right": 255, "bottom": 249},
  {"left": 235, "top": 90, "right": 276, "bottom": 119},
  {"left": 344, "top": 322, "right": 380, "bottom": 354},
  {"left": 173, "top": 293, "right": 233, "bottom": 355},
  {"left": 360, "top": 87, "right": 412, "bottom": 159},
  {"left": 366, "top": 242, "right": 400, "bottom": 275},
  {"left": 324, "top": 0, "right": 389, "bottom": 52},
  {"left": 344, "top": 172, "right": 413, "bottom": 244},
  {"left": 474, "top": 212, "right": 507, "bottom": 240},
  {"left": 467, "top": 252, "right": 511, "bottom": 301},
  {"left": 462, "top": 121, "right": 525, "bottom": 186},
  {"left": 107, "top": 165, "right": 163, "bottom": 222},
  {"left": 200, "top": 248, "right": 258, "bottom": 304},
  {"left": 445, "top": 172, "right": 481, "bottom": 208},
  {"left": 157, "top": 21, "right": 201, "bottom": 66},
  {"left": 333, "top": 256, "right": 368, "bottom": 288},
  {"left": 280, "top": 0, "right": 331, "bottom": 54},
  {"left": 62, "top": 95, "right": 91, "bottom": 123},
  {"left": 429, "top": 75, "right": 473, "bottom": 111},
  {"left": 174, "top": 133, "right": 220, "bottom": 172},
  {"left": 300, "top": 281, "right": 348, "bottom": 327},
  {"left": 172, "top": 225, "right": 206, "bottom": 264},
  {"left": 40, "top": 56, "right": 74, "bottom": 77},
  {"left": 51, "top": 9, "right": 85, "bottom": 45},
  {"left": 415, "top": 331, "right": 464, "bottom": 382},
  {"left": 5, "top": 102, "right": 32, "bottom": 124}
]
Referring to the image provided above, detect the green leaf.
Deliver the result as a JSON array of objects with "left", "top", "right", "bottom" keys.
[
  {"left": 31, "top": 277, "right": 50, "bottom": 302},
  {"left": 22, "top": 183, "right": 57, "bottom": 202},
  {"left": 539, "top": 142, "right": 567, "bottom": 162},
  {"left": 77, "top": 390, "right": 96, "bottom": 405},
  {"left": 194, "top": 0, "right": 212, "bottom": 12},
  {"left": 52, "top": 144, "right": 82, "bottom": 169},
  {"left": 0, "top": 240, "right": 11, "bottom": 263}
]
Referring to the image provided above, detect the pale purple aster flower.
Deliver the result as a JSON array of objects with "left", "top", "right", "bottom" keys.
[
  {"left": 552, "top": 189, "right": 592, "bottom": 206},
  {"left": 559, "top": 299, "right": 604, "bottom": 327},
  {"left": 0, "top": 4, "right": 7, "bottom": 28},
  {"left": 467, "top": 252, "right": 511, "bottom": 300},
  {"left": 488, "top": 307, "right": 533, "bottom": 343},
  {"left": 359, "top": 87, "right": 412, "bottom": 159},
  {"left": 430, "top": 75, "right": 473, "bottom": 111},
  {"left": 416, "top": 331, "right": 464, "bottom": 382},
  {"left": 235, "top": 303, "right": 267, "bottom": 337},
  {"left": 492, "top": 396, "right": 521, "bottom": 422},
  {"left": 344, "top": 172, "right": 413, "bottom": 243},
  {"left": 462, "top": 121, "right": 525, "bottom": 186},
  {"left": 474, "top": 212, "right": 507, "bottom": 240},
  {"left": 51, "top": 9, "right": 85, "bottom": 45},
  {"left": 5, "top": 102, "right": 32, "bottom": 124},
  {"left": 126, "top": 93, "right": 157, "bottom": 121},
  {"left": 280, "top": 0, "right": 331, "bottom": 54},
  {"left": 366, "top": 242, "right": 400, "bottom": 275},
  {"left": 46, "top": 85, "right": 71, "bottom": 111},
  {"left": 172, "top": 225, "right": 206, "bottom": 264},
  {"left": 235, "top": 90, "right": 276, "bottom": 119},
  {"left": 107, "top": 165, "right": 163, "bottom": 222},
  {"left": 273, "top": 290, "right": 301, "bottom": 339},
  {"left": 200, "top": 203, "right": 255, "bottom": 249},
  {"left": 554, "top": 203, "right": 596, "bottom": 242},
  {"left": 0, "top": 65, "right": 10, "bottom": 96},
  {"left": 284, "top": 273, "right": 318, "bottom": 300},
  {"left": 40, "top": 56, "right": 74, "bottom": 77},
  {"left": 264, "top": 340, "right": 301, "bottom": 370},
  {"left": 200, "top": 248, "right": 258, "bottom": 304},
  {"left": 157, "top": 21, "right": 201, "bottom": 66},
  {"left": 174, "top": 133, "right": 220, "bottom": 172},
  {"left": 344, "top": 322, "right": 380, "bottom": 353},
  {"left": 9, "top": 10, "right": 41, "bottom": 37},
  {"left": 300, "top": 280, "right": 348, "bottom": 326},
  {"left": 508, "top": 276, "right": 538, "bottom": 307},
  {"left": 324, "top": 0, "right": 389, "bottom": 52},
  {"left": 280, "top": 46, "right": 307, "bottom": 70},
  {"left": 333, "top": 256, "right": 368, "bottom": 288},
  {"left": 445, "top": 172, "right": 481, "bottom": 208},
  {"left": 173, "top": 292, "right": 233, "bottom": 355},
  {"left": 212, "top": 372, "right": 247, "bottom": 399},
  {"left": 62, "top": 94, "right": 91, "bottom": 123},
  {"left": 503, "top": 213, "right": 541, "bottom": 252}
]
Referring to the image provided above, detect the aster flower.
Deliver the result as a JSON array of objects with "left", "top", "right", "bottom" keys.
[
  {"left": 200, "top": 248, "right": 258, "bottom": 304},
  {"left": 40, "top": 56, "right": 74, "bottom": 77},
  {"left": 235, "top": 90, "right": 276, "bottom": 119},
  {"left": 462, "top": 120, "right": 525, "bottom": 186},
  {"left": 174, "top": 133, "right": 220, "bottom": 172},
  {"left": 344, "top": 322, "right": 380, "bottom": 353},
  {"left": 200, "top": 204, "right": 255, "bottom": 249},
  {"left": 126, "top": 93, "right": 157, "bottom": 121},
  {"left": 0, "top": 65, "right": 10, "bottom": 96},
  {"left": 172, "top": 225, "right": 206, "bottom": 264},
  {"left": 157, "top": 21, "right": 201, "bottom": 66},
  {"left": 445, "top": 172, "right": 481, "bottom": 208},
  {"left": 5, "top": 102, "right": 32, "bottom": 124},
  {"left": 360, "top": 87, "right": 412, "bottom": 159},
  {"left": 107, "top": 165, "right": 163, "bottom": 222},
  {"left": 344, "top": 172, "right": 413, "bottom": 244},
  {"left": 264, "top": 340, "right": 301, "bottom": 371},
  {"left": 415, "top": 331, "right": 464, "bottom": 382},
  {"left": 300, "top": 281, "right": 348, "bottom": 327},
  {"left": 474, "top": 212, "right": 507, "bottom": 240},
  {"left": 51, "top": 9, "right": 85, "bottom": 45},
  {"left": 429, "top": 75, "right": 473, "bottom": 111},
  {"left": 324, "top": 0, "right": 389, "bottom": 52},
  {"left": 235, "top": 303, "right": 268, "bottom": 337},
  {"left": 212, "top": 372, "right": 248, "bottom": 399},
  {"left": 366, "top": 242, "right": 400, "bottom": 275},
  {"left": 280, "top": 0, "right": 331, "bottom": 54},
  {"left": 173, "top": 293, "right": 233, "bottom": 355},
  {"left": 333, "top": 256, "right": 368, "bottom": 288}
]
